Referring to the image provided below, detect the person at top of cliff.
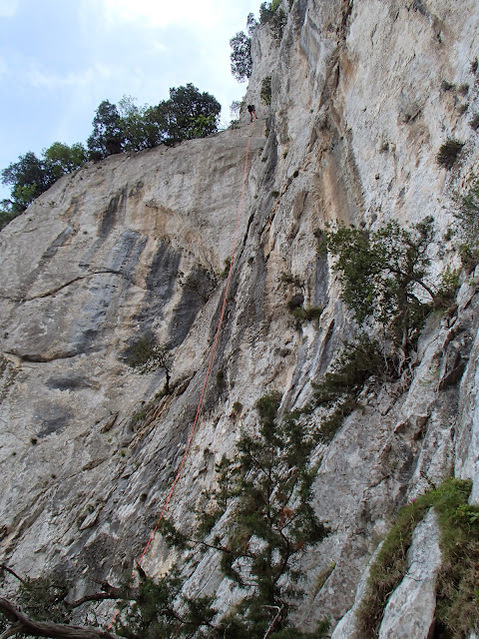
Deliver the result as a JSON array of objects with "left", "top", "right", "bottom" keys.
[{"left": 247, "top": 104, "right": 258, "bottom": 122}]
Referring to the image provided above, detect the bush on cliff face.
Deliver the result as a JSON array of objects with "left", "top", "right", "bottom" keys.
[
  {"left": 322, "top": 217, "right": 437, "bottom": 356},
  {"left": 436, "top": 138, "right": 465, "bottom": 170},
  {"left": 261, "top": 76, "right": 272, "bottom": 105},
  {"left": 356, "top": 478, "right": 479, "bottom": 639},
  {"left": 160, "top": 392, "right": 330, "bottom": 637},
  {"left": 126, "top": 335, "right": 172, "bottom": 394},
  {"left": 455, "top": 173, "right": 479, "bottom": 271},
  {"left": 260, "top": 1, "right": 287, "bottom": 42},
  {"left": 312, "top": 334, "right": 399, "bottom": 442}
]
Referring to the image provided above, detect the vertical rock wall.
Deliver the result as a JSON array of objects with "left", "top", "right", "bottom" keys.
[{"left": 0, "top": 0, "right": 478, "bottom": 636}]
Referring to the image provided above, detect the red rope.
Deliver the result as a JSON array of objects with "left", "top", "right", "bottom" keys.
[{"left": 108, "top": 120, "right": 255, "bottom": 629}]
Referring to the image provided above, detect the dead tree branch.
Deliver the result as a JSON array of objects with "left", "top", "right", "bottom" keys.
[{"left": 0, "top": 597, "right": 124, "bottom": 639}]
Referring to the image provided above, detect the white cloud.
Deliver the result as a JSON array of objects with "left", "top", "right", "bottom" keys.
[
  {"left": 101, "top": 0, "right": 237, "bottom": 30},
  {"left": 0, "top": 0, "right": 17, "bottom": 18},
  {"left": 26, "top": 62, "right": 113, "bottom": 90}
]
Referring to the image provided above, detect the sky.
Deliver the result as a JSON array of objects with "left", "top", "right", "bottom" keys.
[{"left": 0, "top": 0, "right": 260, "bottom": 200}]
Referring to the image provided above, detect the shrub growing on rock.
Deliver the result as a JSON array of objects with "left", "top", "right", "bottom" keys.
[
  {"left": 454, "top": 173, "right": 479, "bottom": 271},
  {"left": 126, "top": 335, "right": 172, "bottom": 394},
  {"left": 323, "top": 217, "right": 437, "bottom": 355},
  {"left": 161, "top": 392, "right": 330, "bottom": 637},
  {"left": 356, "top": 478, "right": 479, "bottom": 639},
  {"left": 436, "top": 138, "right": 464, "bottom": 169}
]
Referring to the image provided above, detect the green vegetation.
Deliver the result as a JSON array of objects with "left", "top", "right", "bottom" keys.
[
  {"left": 313, "top": 334, "right": 397, "bottom": 442},
  {"left": 0, "top": 392, "right": 330, "bottom": 639},
  {"left": 1, "top": 85, "right": 220, "bottom": 214},
  {"left": 1, "top": 148, "right": 76, "bottom": 214},
  {"left": 0, "top": 199, "right": 19, "bottom": 229},
  {"left": 230, "top": 31, "right": 253, "bottom": 82},
  {"left": 126, "top": 335, "right": 172, "bottom": 394},
  {"left": 436, "top": 138, "right": 465, "bottom": 170},
  {"left": 322, "top": 217, "right": 437, "bottom": 354},
  {"left": 314, "top": 217, "right": 455, "bottom": 439},
  {"left": 356, "top": 478, "right": 479, "bottom": 639},
  {"left": 261, "top": 76, "right": 273, "bottom": 105},
  {"left": 160, "top": 392, "right": 330, "bottom": 637},
  {"left": 18, "top": 573, "right": 72, "bottom": 625},
  {"left": 114, "top": 572, "right": 218, "bottom": 639},
  {"left": 290, "top": 305, "right": 323, "bottom": 322},
  {"left": 260, "top": 1, "right": 287, "bottom": 42},
  {"left": 87, "top": 85, "right": 220, "bottom": 161},
  {"left": 229, "top": 13, "right": 256, "bottom": 83},
  {"left": 230, "top": 0, "right": 287, "bottom": 81},
  {"left": 454, "top": 173, "right": 479, "bottom": 271},
  {"left": 286, "top": 293, "right": 323, "bottom": 323}
]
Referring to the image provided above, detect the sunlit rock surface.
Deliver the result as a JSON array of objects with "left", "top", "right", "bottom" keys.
[{"left": 1, "top": 0, "right": 479, "bottom": 635}]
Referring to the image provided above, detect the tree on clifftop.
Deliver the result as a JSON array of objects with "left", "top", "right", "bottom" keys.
[
  {"left": 87, "top": 100, "right": 125, "bottom": 160},
  {"left": 1, "top": 151, "right": 55, "bottom": 211},
  {"left": 161, "top": 83, "right": 221, "bottom": 144},
  {"left": 230, "top": 31, "right": 253, "bottom": 81}
]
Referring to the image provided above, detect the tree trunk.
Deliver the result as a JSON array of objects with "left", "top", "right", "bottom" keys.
[{"left": 0, "top": 598, "right": 124, "bottom": 639}]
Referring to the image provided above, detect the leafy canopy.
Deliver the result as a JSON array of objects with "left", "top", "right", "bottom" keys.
[
  {"left": 323, "top": 217, "right": 437, "bottom": 351},
  {"left": 160, "top": 392, "right": 330, "bottom": 637},
  {"left": 126, "top": 335, "right": 172, "bottom": 394},
  {"left": 1, "top": 85, "right": 221, "bottom": 214},
  {"left": 230, "top": 31, "right": 253, "bottom": 82}
]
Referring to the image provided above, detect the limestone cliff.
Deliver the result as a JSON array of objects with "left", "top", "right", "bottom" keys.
[{"left": 1, "top": 0, "right": 479, "bottom": 637}]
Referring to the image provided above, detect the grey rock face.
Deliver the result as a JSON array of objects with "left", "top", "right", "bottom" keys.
[{"left": 0, "top": 0, "right": 479, "bottom": 637}]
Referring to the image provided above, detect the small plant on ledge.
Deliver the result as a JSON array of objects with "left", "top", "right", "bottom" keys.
[{"left": 436, "top": 138, "right": 464, "bottom": 170}]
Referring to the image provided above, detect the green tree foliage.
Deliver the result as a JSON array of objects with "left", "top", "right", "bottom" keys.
[
  {"left": 1, "top": 151, "right": 55, "bottom": 211},
  {"left": 323, "top": 217, "right": 436, "bottom": 353},
  {"left": 0, "top": 393, "right": 329, "bottom": 639},
  {"left": 1, "top": 142, "right": 87, "bottom": 213},
  {"left": 2, "top": 85, "right": 221, "bottom": 212},
  {"left": 114, "top": 572, "right": 218, "bottom": 639},
  {"left": 43, "top": 141, "right": 87, "bottom": 179},
  {"left": 0, "top": 199, "right": 21, "bottom": 230},
  {"left": 117, "top": 96, "right": 165, "bottom": 151},
  {"left": 126, "top": 335, "right": 172, "bottom": 393},
  {"left": 162, "top": 84, "right": 221, "bottom": 144},
  {"left": 87, "top": 99, "right": 125, "bottom": 160},
  {"left": 230, "top": 31, "right": 253, "bottom": 82},
  {"left": 259, "top": 1, "right": 287, "bottom": 42},
  {"left": 161, "top": 393, "right": 330, "bottom": 637},
  {"left": 17, "top": 574, "right": 72, "bottom": 625}
]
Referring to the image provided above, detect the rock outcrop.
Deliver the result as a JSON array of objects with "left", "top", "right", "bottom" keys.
[{"left": 1, "top": 0, "right": 479, "bottom": 636}]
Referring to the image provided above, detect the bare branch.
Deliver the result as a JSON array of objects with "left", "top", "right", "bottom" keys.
[
  {"left": 65, "top": 580, "right": 139, "bottom": 609},
  {"left": 0, "top": 597, "right": 124, "bottom": 639}
]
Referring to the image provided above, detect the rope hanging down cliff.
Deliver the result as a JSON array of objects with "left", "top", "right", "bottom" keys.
[{"left": 109, "top": 118, "right": 256, "bottom": 628}]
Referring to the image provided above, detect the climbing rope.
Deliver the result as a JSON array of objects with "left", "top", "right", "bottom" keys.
[{"left": 109, "top": 119, "right": 255, "bottom": 628}]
